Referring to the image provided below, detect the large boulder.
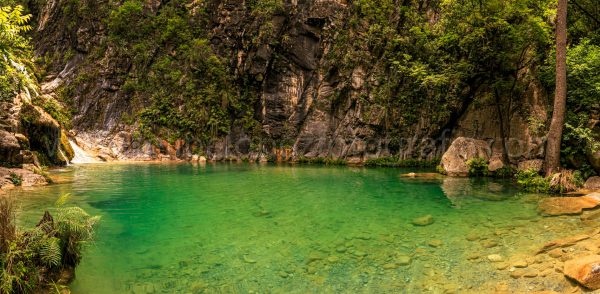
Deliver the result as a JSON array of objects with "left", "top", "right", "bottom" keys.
[
  {"left": 564, "top": 255, "right": 600, "bottom": 290},
  {"left": 589, "top": 149, "right": 600, "bottom": 174},
  {"left": 585, "top": 177, "right": 600, "bottom": 190},
  {"left": 20, "top": 104, "right": 68, "bottom": 165},
  {"left": 440, "top": 137, "right": 491, "bottom": 176},
  {"left": 0, "top": 130, "right": 21, "bottom": 165}
]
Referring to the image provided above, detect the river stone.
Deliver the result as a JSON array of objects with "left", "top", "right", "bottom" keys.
[
  {"left": 440, "top": 137, "right": 491, "bottom": 176},
  {"left": 538, "top": 193, "right": 600, "bottom": 216},
  {"left": 412, "top": 214, "right": 434, "bottom": 226},
  {"left": 585, "top": 177, "right": 600, "bottom": 190},
  {"left": 563, "top": 255, "right": 600, "bottom": 290}
]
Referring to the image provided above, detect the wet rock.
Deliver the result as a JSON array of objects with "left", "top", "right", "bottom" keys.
[
  {"left": 412, "top": 215, "right": 434, "bottom": 226},
  {"left": 487, "top": 254, "right": 504, "bottom": 262},
  {"left": 585, "top": 177, "right": 600, "bottom": 190},
  {"left": 326, "top": 256, "right": 339, "bottom": 263},
  {"left": 440, "top": 137, "right": 491, "bottom": 177},
  {"left": 335, "top": 246, "right": 347, "bottom": 253},
  {"left": 538, "top": 194, "right": 600, "bottom": 216},
  {"left": 563, "top": 255, "right": 600, "bottom": 290}
]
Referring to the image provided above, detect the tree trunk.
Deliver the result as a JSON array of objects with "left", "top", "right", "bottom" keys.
[{"left": 545, "top": 0, "right": 568, "bottom": 176}]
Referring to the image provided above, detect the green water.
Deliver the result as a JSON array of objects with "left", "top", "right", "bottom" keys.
[{"left": 11, "top": 163, "right": 589, "bottom": 293}]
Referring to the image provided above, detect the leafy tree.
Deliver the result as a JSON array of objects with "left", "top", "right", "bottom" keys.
[
  {"left": 545, "top": 0, "right": 568, "bottom": 175},
  {"left": 0, "top": 4, "right": 36, "bottom": 102}
]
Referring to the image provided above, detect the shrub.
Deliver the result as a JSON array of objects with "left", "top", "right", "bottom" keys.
[
  {"left": 364, "top": 157, "right": 440, "bottom": 168},
  {"left": 466, "top": 158, "right": 489, "bottom": 177},
  {"left": 9, "top": 172, "right": 22, "bottom": 186},
  {"left": 494, "top": 166, "right": 515, "bottom": 178},
  {"left": 515, "top": 169, "right": 551, "bottom": 193},
  {"left": 548, "top": 170, "right": 584, "bottom": 194},
  {"left": 0, "top": 195, "right": 99, "bottom": 292}
]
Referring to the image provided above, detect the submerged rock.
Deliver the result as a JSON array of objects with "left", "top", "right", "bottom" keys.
[
  {"left": 412, "top": 215, "right": 434, "bottom": 226},
  {"left": 563, "top": 255, "right": 600, "bottom": 290},
  {"left": 538, "top": 193, "right": 600, "bottom": 216}
]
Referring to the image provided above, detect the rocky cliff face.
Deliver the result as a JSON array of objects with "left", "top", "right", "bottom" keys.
[{"left": 21, "top": 0, "right": 550, "bottom": 164}]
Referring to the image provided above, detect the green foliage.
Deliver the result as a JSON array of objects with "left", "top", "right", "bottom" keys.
[
  {"left": 0, "top": 195, "right": 99, "bottom": 293},
  {"left": 364, "top": 157, "right": 440, "bottom": 168},
  {"left": 0, "top": 5, "right": 37, "bottom": 102},
  {"left": 515, "top": 169, "right": 550, "bottom": 193},
  {"left": 9, "top": 172, "right": 22, "bottom": 186},
  {"left": 101, "top": 0, "right": 259, "bottom": 144},
  {"left": 541, "top": 39, "right": 600, "bottom": 170},
  {"left": 494, "top": 166, "right": 515, "bottom": 179},
  {"left": 466, "top": 158, "right": 489, "bottom": 177},
  {"left": 296, "top": 157, "right": 347, "bottom": 166}
]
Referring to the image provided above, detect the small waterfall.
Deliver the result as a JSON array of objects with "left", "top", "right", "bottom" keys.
[{"left": 69, "top": 140, "right": 98, "bottom": 164}]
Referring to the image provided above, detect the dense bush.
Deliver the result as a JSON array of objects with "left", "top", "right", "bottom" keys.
[
  {"left": 364, "top": 157, "right": 440, "bottom": 168},
  {"left": 8, "top": 173, "right": 22, "bottom": 186},
  {"left": 515, "top": 169, "right": 551, "bottom": 193},
  {"left": 494, "top": 166, "right": 515, "bottom": 179},
  {"left": 0, "top": 195, "right": 99, "bottom": 293},
  {"left": 466, "top": 158, "right": 489, "bottom": 177}
]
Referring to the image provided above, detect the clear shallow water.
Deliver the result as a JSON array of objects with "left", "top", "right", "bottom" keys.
[{"left": 9, "top": 163, "right": 590, "bottom": 293}]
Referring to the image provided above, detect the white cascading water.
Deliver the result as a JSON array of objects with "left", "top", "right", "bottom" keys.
[{"left": 69, "top": 140, "right": 98, "bottom": 164}]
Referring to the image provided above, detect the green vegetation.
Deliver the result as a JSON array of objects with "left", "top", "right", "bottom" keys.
[
  {"left": 364, "top": 157, "right": 440, "bottom": 168},
  {"left": 296, "top": 157, "right": 347, "bottom": 166},
  {"left": 8, "top": 172, "right": 22, "bottom": 186},
  {"left": 466, "top": 158, "right": 489, "bottom": 177},
  {"left": 97, "top": 0, "right": 260, "bottom": 145},
  {"left": 0, "top": 195, "right": 99, "bottom": 293},
  {"left": 0, "top": 5, "right": 36, "bottom": 102},
  {"left": 494, "top": 166, "right": 516, "bottom": 179},
  {"left": 515, "top": 169, "right": 551, "bottom": 193},
  {"left": 515, "top": 169, "right": 583, "bottom": 194}
]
